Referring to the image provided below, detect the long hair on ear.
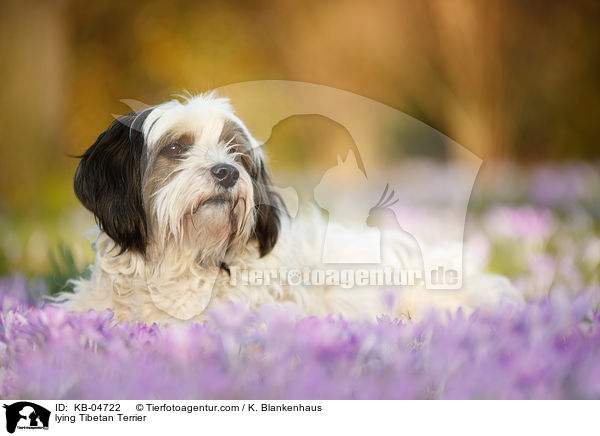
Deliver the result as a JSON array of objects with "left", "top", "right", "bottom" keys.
[
  {"left": 74, "top": 111, "right": 150, "bottom": 254},
  {"left": 251, "top": 157, "right": 284, "bottom": 257}
]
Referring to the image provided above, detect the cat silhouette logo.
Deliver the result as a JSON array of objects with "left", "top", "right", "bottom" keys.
[{"left": 2, "top": 402, "right": 50, "bottom": 433}]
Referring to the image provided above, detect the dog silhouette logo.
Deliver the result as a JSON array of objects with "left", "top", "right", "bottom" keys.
[{"left": 2, "top": 402, "right": 50, "bottom": 433}]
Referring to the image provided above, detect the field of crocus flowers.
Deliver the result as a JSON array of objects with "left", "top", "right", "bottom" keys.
[{"left": 1, "top": 162, "right": 599, "bottom": 399}]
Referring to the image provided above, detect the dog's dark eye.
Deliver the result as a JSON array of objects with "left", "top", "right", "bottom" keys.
[{"left": 161, "top": 142, "right": 185, "bottom": 157}]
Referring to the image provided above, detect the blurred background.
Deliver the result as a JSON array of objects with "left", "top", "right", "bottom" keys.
[{"left": 0, "top": 0, "right": 599, "bottom": 283}]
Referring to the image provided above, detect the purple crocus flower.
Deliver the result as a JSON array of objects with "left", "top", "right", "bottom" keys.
[{"left": 1, "top": 280, "right": 600, "bottom": 399}]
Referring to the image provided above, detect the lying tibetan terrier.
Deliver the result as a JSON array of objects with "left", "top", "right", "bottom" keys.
[{"left": 59, "top": 93, "right": 522, "bottom": 324}]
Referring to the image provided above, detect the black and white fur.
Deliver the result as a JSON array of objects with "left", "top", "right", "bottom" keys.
[{"left": 60, "top": 93, "right": 522, "bottom": 324}]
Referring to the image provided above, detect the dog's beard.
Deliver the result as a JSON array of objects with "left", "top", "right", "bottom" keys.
[
  {"left": 150, "top": 171, "right": 255, "bottom": 266},
  {"left": 186, "top": 194, "right": 254, "bottom": 264}
]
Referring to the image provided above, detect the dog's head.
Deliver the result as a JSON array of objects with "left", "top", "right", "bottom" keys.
[{"left": 74, "top": 94, "right": 282, "bottom": 266}]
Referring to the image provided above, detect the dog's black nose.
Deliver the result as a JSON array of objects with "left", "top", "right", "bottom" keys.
[{"left": 211, "top": 163, "right": 239, "bottom": 188}]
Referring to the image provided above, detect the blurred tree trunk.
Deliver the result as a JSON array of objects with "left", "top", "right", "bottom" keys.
[
  {"left": 427, "top": 0, "right": 509, "bottom": 161},
  {"left": 0, "top": 0, "right": 67, "bottom": 211}
]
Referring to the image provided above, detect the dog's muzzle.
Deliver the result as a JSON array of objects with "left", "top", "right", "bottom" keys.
[{"left": 211, "top": 163, "right": 239, "bottom": 188}]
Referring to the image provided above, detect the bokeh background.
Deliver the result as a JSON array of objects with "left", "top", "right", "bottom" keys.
[{"left": 0, "top": 0, "right": 599, "bottom": 282}]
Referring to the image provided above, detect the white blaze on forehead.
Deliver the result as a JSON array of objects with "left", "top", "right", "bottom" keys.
[{"left": 142, "top": 93, "right": 237, "bottom": 151}]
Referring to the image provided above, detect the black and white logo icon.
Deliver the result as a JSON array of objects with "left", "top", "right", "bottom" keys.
[{"left": 2, "top": 402, "right": 50, "bottom": 434}]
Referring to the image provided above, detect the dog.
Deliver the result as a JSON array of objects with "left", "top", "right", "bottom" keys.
[{"left": 59, "top": 93, "right": 523, "bottom": 324}]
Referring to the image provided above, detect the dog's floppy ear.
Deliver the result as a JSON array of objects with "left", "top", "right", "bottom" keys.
[
  {"left": 252, "top": 158, "right": 283, "bottom": 257},
  {"left": 74, "top": 111, "right": 149, "bottom": 254}
]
